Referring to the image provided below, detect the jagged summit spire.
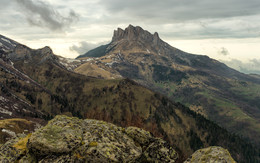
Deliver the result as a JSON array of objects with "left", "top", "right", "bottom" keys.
[{"left": 112, "top": 25, "right": 162, "bottom": 46}]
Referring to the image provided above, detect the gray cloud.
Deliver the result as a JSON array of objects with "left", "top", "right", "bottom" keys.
[
  {"left": 218, "top": 47, "right": 229, "bottom": 56},
  {"left": 96, "top": 0, "right": 260, "bottom": 39},
  {"left": 1, "top": 0, "right": 260, "bottom": 59},
  {"left": 70, "top": 41, "right": 108, "bottom": 55},
  {"left": 15, "top": 0, "right": 79, "bottom": 31},
  {"left": 0, "top": 0, "right": 12, "bottom": 10},
  {"left": 221, "top": 58, "right": 260, "bottom": 75},
  {"left": 101, "top": 0, "right": 260, "bottom": 22}
]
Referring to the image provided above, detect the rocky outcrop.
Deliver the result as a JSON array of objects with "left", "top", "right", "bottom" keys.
[
  {"left": 36, "top": 46, "right": 57, "bottom": 63},
  {"left": 8, "top": 44, "right": 32, "bottom": 61},
  {"left": 0, "top": 116, "right": 237, "bottom": 163},
  {"left": 184, "top": 146, "right": 236, "bottom": 163},
  {"left": 1, "top": 34, "right": 56, "bottom": 64},
  {"left": 0, "top": 34, "right": 19, "bottom": 52},
  {"left": 77, "top": 25, "right": 173, "bottom": 59},
  {"left": 0, "top": 115, "right": 178, "bottom": 162},
  {"left": 7, "top": 44, "right": 56, "bottom": 63},
  {"left": 112, "top": 24, "right": 162, "bottom": 46}
]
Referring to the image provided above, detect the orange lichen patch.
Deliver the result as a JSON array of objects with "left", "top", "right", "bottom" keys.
[
  {"left": 13, "top": 133, "right": 32, "bottom": 151},
  {"left": 75, "top": 152, "right": 84, "bottom": 159}
]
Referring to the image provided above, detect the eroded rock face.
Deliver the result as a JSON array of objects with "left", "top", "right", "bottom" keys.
[
  {"left": 37, "top": 46, "right": 57, "bottom": 63},
  {"left": 0, "top": 115, "right": 178, "bottom": 162},
  {"left": 7, "top": 44, "right": 56, "bottom": 63},
  {"left": 184, "top": 146, "right": 236, "bottom": 163},
  {"left": 112, "top": 24, "right": 162, "bottom": 46},
  {"left": 8, "top": 44, "right": 32, "bottom": 61}
]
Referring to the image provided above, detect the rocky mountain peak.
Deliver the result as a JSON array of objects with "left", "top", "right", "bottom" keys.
[
  {"left": 7, "top": 44, "right": 56, "bottom": 63},
  {"left": 77, "top": 25, "right": 172, "bottom": 59},
  {"left": 37, "top": 46, "right": 57, "bottom": 63},
  {"left": 112, "top": 24, "right": 162, "bottom": 46},
  {"left": 40, "top": 46, "right": 53, "bottom": 55},
  {"left": 153, "top": 32, "right": 160, "bottom": 45}
]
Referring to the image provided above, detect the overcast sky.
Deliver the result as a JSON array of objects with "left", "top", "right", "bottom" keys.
[{"left": 0, "top": 0, "right": 260, "bottom": 73}]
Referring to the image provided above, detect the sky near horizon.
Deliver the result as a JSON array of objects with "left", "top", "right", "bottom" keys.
[{"left": 0, "top": 0, "right": 260, "bottom": 74}]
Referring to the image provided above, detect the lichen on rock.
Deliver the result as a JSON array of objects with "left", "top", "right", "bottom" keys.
[
  {"left": 125, "top": 126, "right": 153, "bottom": 146},
  {"left": 0, "top": 134, "right": 28, "bottom": 162},
  {"left": 141, "top": 138, "right": 178, "bottom": 162},
  {"left": 184, "top": 146, "right": 236, "bottom": 163},
  {"left": 0, "top": 115, "right": 179, "bottom": 162},
  {"left": 27, "top": 115, "right": 83, "bottom": 156},
  {"left": 73, "top": 118, "right": 142, "bottom": 162},
  {"left": 0, "top": 115, "right": 237, "bottom": 163}
]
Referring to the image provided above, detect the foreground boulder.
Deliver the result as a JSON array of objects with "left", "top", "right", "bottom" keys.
[
  {"left": 184, "top": 146, "right": 236, "bottom": 163},
  {"left": 0, "top": 115, "right": 178, "bottom": 162}
]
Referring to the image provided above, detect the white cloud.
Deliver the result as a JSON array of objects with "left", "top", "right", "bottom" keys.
[
  {"left": 70, "top": 41, "right": 108, "bottom": 55},
  {"left": 221, "top": 58, "right": 260, "bottom": 75}
]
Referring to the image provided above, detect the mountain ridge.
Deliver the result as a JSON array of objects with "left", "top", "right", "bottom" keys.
[
  {"left": 75, "top": 25, "right": 260, "bottom": 147},
  {"left": 78, "top": 25, "right": 260, "bottom": 83}
]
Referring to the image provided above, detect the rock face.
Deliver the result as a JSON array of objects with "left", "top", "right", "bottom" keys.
[
  {"left": 79, "top": 25, "right": 170, "bottom": 59},
  {"left": 0, "top": 115, "right": 178, "bottom": 162},
  {"left": 184, "top": 146, "right": 236, "bottom": 163},
  {"left": 0, "top": 34, "right": 19, "bottom": 52},
  {"left": 7, "top": 44, "right": 56, "bottom": 63},
  {"left": 37, "top": 46, "right": 56, "bottom": 62},
  {"left": 112, "top": 24, "right": 163, "bottom": 46},
  {"left": 8, "top": 44, "right": 32, "bottom": 61}
]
